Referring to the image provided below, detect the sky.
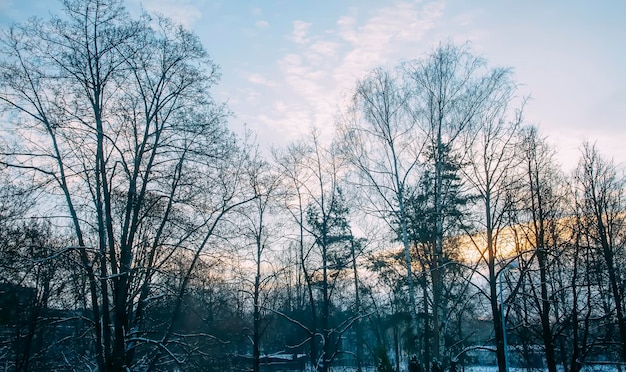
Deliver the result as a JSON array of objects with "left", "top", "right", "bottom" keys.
[{"left": 1, "top": 0, "right": 624, "bottom": 171}]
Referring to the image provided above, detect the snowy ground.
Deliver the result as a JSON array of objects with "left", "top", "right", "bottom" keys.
[{"left": 298, "top": 367, "right": 623, "bottom": 372}]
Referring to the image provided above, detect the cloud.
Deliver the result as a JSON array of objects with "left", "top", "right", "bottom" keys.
[
  {"left": 248, "top": 73, "right": 277, "bottom": 87},
  {"left": 310, "top": 41, "right": 340, "bottom": 58},
  {"left": 253, "top": 1, "right": 446, "bottom": 144},
  {"left": 291, "top": 20, "right": 312, "bottom": 45},
  {"left": 256, "top": 20, "right": 270, "bottom": 28},
  {"left": 138, "top": 0, "right": 203, "bottom": 28},
  {"left": 334, "top": 1, "right": 445, "bottom": 82},
  {"left": 0, "top": 0, "right": 12, "bottom": 11}
]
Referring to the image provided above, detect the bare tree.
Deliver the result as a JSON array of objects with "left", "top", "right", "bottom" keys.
[
  {"left": 0, "top": 1, "right": 253, "bottom": 370},
  {"left": 574, "top": 143, "right": 626, "bottom": 361},
  {"left": 403, "top": 43, "right": 514, "bottom": 365},
  {"left": 508, "top": 126, "right": 568, "bottom": 372},
  {"left": 274, "top": 130, "right": 359, "bottom": 372},
  {"left": 233, "top": 148, "right": 283, "bottom": 372},
  {"left": 340, "top": 45, "right": 522, "bottom": 371},
  {"left": 274, "top": 139, "right": 321, "bottom": 367},
  {"left": 565, "top": 174, "right": 607, "bottom": 371},
  {"left": 339, "top": 67, "right": 423, "bottom": 352},
  {"left": 460, "top": 75, "right": 521, "bottom": 372}
]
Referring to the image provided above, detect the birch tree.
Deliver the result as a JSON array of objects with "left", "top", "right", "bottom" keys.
[
  {"left": 339, "top": 67, "right": 422, "bottom": 351},
  {"left": 403, "top": 44, "right": 514, "bottom": 365}
]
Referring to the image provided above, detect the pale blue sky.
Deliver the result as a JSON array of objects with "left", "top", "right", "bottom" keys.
[{"left": 1, "top": 0, "right": 624, "bottom": 170}]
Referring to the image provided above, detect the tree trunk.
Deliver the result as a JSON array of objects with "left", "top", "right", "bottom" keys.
[
  {"left": 351, "top": 240, "right": 364, "bottom": 372},
  {"left": 486, "top": 197, "right": 507, "bottom": 372}
]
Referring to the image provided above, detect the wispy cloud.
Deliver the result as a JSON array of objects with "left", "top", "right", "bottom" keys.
[
  {"left": 310, "top": 41, "right": 340, "bottom": 58},
  {"left": 334, "top": 1, "right": 445, "bottom": 84},
  {"left": 137, "top": 0, "right": 204, "bottom": 28},
  {"left": 0, "top": 0, "right": 12, "bottom": 11},
  {"left": 256, "top": 20, "right": 270, "bottom": 28},
  {"left": 248, "top": 73, "right": 277, "bottom": 87},
  {"left": 251, "top": 1, "right": 446, "bottom": 144},
  {"left": 291, "top": 20, "right": 312, "bottom": 45}
]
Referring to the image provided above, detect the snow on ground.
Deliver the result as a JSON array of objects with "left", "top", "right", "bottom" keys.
[{"left": 307, "top": 366, "right": 623, "bottom": 372}]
